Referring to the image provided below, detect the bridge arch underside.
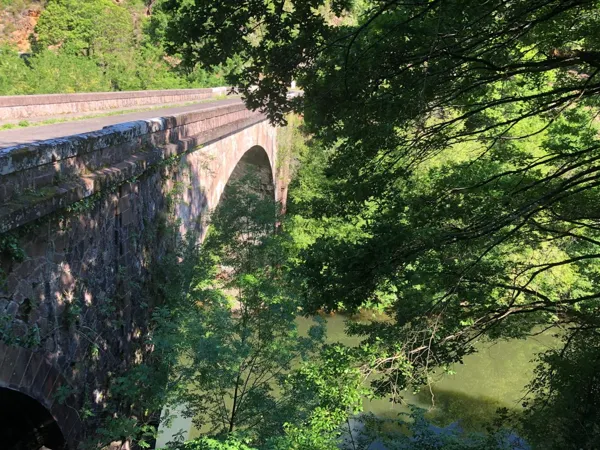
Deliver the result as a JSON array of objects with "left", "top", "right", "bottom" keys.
[
  {"left": 222, "top": 145, "right": 275, "bottom": 200},
  {"left": 174, "top": 122, "right": 278, "bottom": 239},
  {"left": 0, "top": 387, "right": 65, "bottom": 450},
  {"left": 0, "top": 119, "right": 280, "bottom": 445}
]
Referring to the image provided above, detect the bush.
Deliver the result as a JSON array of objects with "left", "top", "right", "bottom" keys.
[
  {"left": 132, "top": 46, "right": 189, "bottom": 91},
  {"left": 32, "top": 0, "right": 134, "bottom": 59},
  {"left": 0, "top": 46, "right": 29, "bottom": 95},
  {"left": 25, "top": 50, "right": 111, "bottom": 94},
  {"left": 169, "top": 437, "right": 257, "bottom": 450}
]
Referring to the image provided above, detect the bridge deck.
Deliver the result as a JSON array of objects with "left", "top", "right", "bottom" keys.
[{"left": 0, "top": 98, "right": 243, "bottom": 149}]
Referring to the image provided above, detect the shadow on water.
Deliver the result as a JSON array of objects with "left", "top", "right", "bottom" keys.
[
  {"left": 413, "top": 387, "right": 521, "bottom": 432},
  {"left": 298, "top": 313, "right": 559, "bottom": 449},
  {"left": 358, "top": 388, "right": 519, "bottom": 436}
]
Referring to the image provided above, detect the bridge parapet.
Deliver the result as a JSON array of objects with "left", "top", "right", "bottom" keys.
[
  {"left": 0, "top": 87, "right": 231, "bottom": 121},
  {"left": 0, "top": 101, "right": 265, "bottom": 233}
]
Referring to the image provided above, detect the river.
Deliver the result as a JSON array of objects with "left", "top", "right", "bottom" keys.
[
  {"left": 156, "top": 313, "right": 556, "bottom": 447},
  {"left": 298, "top": 313, "right": 556, "bottom": 431}
]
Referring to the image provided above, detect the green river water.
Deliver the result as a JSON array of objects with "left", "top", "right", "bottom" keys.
[
  {"left": 159, "top": 314, "right": 556, "bottom": 446},
  {"left": 297, "top": 313, "right": 557, "bottom": 431}
]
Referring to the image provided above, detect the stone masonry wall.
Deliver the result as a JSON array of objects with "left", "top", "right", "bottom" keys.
[
  {"left": 0, "top": 87, "right": 230, "bottom": 121},
  {"left": 0, "top": 103, "right": 280, "bottom": 446}
]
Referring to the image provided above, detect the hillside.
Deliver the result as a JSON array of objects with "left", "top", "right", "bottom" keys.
[
  {"left": 0, "top": 0, "right": 233, "bottom": 95},
  {"left": 0, "top": 0, "right": 43, "bottom": 52}
]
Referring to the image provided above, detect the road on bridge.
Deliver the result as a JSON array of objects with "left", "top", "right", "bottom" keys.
[{"left": 0, "top": 98, "right": 243, "bottom": 149}]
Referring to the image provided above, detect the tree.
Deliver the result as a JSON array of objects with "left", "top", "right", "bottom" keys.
[
  {"left": 162, "top": 0, "right": 600, "bottom": 445},
  {"left": 521, "top": 328, "right": 600, "bottom": 450},
  {"left": 169, "top": 173, "right": 353, "bottom": 445},
  {"left": 33, "top": 0, "right": 134, "bottom": 59}
]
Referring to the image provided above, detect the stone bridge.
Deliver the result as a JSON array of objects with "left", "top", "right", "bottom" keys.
[{"left": 0, "top": 92, "right": 287, "bottom": 448}]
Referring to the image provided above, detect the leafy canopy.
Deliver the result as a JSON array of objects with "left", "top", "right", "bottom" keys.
[{"left": 162, "top": 2, "right": 600, "bottom": 446}]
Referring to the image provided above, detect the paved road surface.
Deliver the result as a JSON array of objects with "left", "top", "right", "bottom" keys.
[{"left": 0, "top": 98, "right": 243, "bottom": 149}]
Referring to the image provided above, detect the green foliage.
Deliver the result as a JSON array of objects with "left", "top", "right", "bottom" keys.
[
  {"left": 0, "top": 45, "right": 29, "bottom": 95},
  {"left": 171, "top": 436, "right": 257, "bottom": 450},
  {"left": 23, "top": 50, "right": 111, "bottom": 94},
  {"left": 278, "top": 343, "right": 367, "bottom": 449},
  {"left": 0, "top": 0, "right": 236, "bottom": 94},
  {"left": 171, "top": 174, "right": 331, "bottom": 442},
  {"left": 0, "top": 233, "right": 26, "bottom": 262},
  {"left": 72, "top": 171, "right": 364, "bottom": 448},
  {"left": 96, "top": 418, "right": 157, "bottom": 450},
  {"left": 33, "top": 0, "right": 134, "bottom": 57},
  {"left": 521, "top": 329, "right": 600, "bottom": 450},
  {"left": 9, "top": 0, "right": 600, "bottom": 447},
  {"left": 54, "top": 384, "right": 76, "bottom": 405},
  {"left": 161, "top": 0, "right": 600, "bottom": 446}
]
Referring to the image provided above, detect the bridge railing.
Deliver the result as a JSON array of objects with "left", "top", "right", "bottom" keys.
[{"left": 0, "top": 87, "right": 232, "bottom": 121}]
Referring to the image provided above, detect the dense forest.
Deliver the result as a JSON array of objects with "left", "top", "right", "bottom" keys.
[
  {"left": 2, "top": 0, "right": 600, "bottom": 449},
  {"left": 0, "top": 0, "right": 236, "bottom": 94}
]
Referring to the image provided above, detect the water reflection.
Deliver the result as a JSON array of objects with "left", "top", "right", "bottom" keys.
[{"left": 415, "top": 388, "right": 518, "bottom": 431}]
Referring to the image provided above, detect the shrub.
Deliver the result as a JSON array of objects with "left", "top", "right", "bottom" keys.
[
  {"left": 0, "top": 46, "right": 30, "bottom": 95},
  {"left": 25, "top": 50, "right": 110, "bottom": 94}
]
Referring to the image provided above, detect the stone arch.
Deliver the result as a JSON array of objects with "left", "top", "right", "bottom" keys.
[
  {"left": 176, "top": 120, "right": 278, "bottom": 241},
  {"left": 0, "top": 342, "right": 80, "bottom": 449},
  {"left": 219, "top": 145, "right": 275, "bottom": 204},
  {"left": 0, "top": 387, "right": 65, "bottom": 449}
]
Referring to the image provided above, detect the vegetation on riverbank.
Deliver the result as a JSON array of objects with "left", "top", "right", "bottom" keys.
[{"left": 160, "top": 0, "right": 600, "bottom": 448}]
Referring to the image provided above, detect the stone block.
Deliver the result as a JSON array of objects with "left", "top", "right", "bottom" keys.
[
  {"left": 2, "top": 181, "right": 18, "bottom": 203},
  {"left": 28, "top": 239, "right": 48, "bottom": 258},
  {"left": 120, "top": 181, "right": 135, "bottom": 197},
  {"left": 9, "top": 347, "right": 32, "bottom": 387},
  {"left": 0, "top": 341, "right": 7, "bottom": 367},
  {"left": 53, "top": 234, "right": 68, "bottom": 253},
  {"left": 50, "top": 400, "right": 71, "bottom": 429},
  {"left": 44, "top": 336, "right": 57, "bottom": 354},
  {"left": 0, "top": 345, "right": 20, "bottom": 384},
  {"left": 121, "top": 208, "right": 134, "bottom": 226},
  {"left": 34, "top": 171, "right": 55, "bottom": 189},
  {"left": 10, "top": 320, "right": 28, "bottom": 340},
  {"left": 63, "top": 409, "right": 83, "bottom": 442},
  {"left": 42, "top": 366, "right": 60, "bottom": 403},
  {"left": 5, "top": 301, "right": 18, "bottom": 317},
  {"left": 31, "top": 359, "right": 51, "bottom": 397},
  {"left": 0, "top": 183, "right": 9, "bottom": 203},
  {"left": 20, "top": 352, "right": 43, "bottom": 390},
  {"left": 117, "top": 194, "right": 131, "bottom": 215}
]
